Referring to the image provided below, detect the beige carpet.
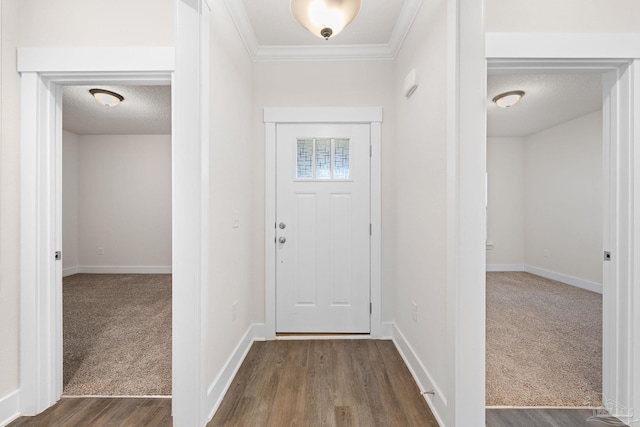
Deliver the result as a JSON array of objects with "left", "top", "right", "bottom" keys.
[
  {"left": 63, "top": 274, "right": 172, "bottom": 396},
  {"left": 486, "top": 272, "right": 602, "bottom": 407}
]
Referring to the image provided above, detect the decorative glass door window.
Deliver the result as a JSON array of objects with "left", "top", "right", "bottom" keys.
[{"left": 296, "top": 137, "right": 351, "bottom": 180}]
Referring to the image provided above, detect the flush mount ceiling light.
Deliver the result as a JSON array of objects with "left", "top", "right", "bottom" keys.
[
  {"left": 492, "top": 90, "right": 525, "bottom": 108},
  {"left": 290, "top": 0, "right": 362, "bottom": 40},
  {"left": 89, "top": 88, "right": 124, "bottom": 107}
]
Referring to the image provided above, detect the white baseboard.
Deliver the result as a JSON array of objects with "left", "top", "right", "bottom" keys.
[
  {"left": 63, "top": 266, "right": 79, "bottom": 277},
  {"left": 0, "top": 390, "right": 20, "bottom": 427},
  {"left": 75, "top": 266, "right": 172, "bottom": 275},
  {"left": 390, "top": 324, "right": 448, "bottom": 427},
  {"left": 524, "top": 265, "right": 603, "bottom": 294},
  {"left": 206, "top": 323, "right": 264, "bottom": 422},
  {"left": 486, "top": 264, "right": 525, "bottom": 272}
]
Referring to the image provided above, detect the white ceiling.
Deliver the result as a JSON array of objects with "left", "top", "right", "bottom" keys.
[
  {"left": 63, "top": 85, "right": 171, "bottom": 135},
  {"left": 61, "top": 4, "right": 603, "bottom": 139},
  {"left": 229, "top": 0, "right": 423, "bottom": 60},
  {"left": 487, "top": 73, "right": 603, "bottom": 137}
]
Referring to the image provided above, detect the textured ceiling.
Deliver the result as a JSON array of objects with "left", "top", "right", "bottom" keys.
[
  {"left": 63, "top": 85, "right": 171, "bottom": 135},
  {"left": 487, "top": 73, "right": 602, "bottom": 138}
]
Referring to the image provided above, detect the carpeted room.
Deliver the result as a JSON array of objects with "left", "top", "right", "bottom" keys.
[
  {"left": 61, "top": 85, "right": 173, "bottom": 397},
  {"left": 486, "top": 72, "right": 604, "bottom": 408}
]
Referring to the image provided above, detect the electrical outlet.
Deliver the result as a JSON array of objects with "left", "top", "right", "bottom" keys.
[
  {"left": 232, "top": 301, "right": 238, "bottom": 321},
  {"left": 98, "top": 247, "right": 103, "bottom": 255},
  {"left": 543, "top": 249, "right": 549, "bottom": 258},
  {"left": 412, "top": 301, "right": 417, "bottom": 322}
]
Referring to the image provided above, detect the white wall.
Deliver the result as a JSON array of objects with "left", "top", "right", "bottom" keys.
[
  {"left": 485, "top": 0, "right": 640, "bottom": 33},
  {"left": 524, "top": 110, "right": 603, "bottom": 284},
  {"left": 73, "top": 134, "right": 172, "bottom": 271},
  {"left": 252, "top": 61, "right": 397, "bottom": 322},
  {"left": 205, "top": 0, "right": 256, "bottom": 388},
  {"left": 486, "top": 137, "right": 526, "bottom": 266},
  {"left": 487, "top": 111, "right": 603, "bottom": 286},
  {"left": 18, "top": 0, "right": 173, "bottom": 47},
  {"left": 0, "top": 0, "right": 20, "bottom": 409},
  {"left": 62, "top": 131, "right": 79, "bottom": 273},
  {"left": 392, "top": 0, "right": 450, "bottom": 422}
]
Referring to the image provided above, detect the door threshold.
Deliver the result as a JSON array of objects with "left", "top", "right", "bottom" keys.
[{"left": 275, "top": 332, "right": 372, "bottom": 340}]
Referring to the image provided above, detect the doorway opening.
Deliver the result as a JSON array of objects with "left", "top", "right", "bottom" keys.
[
  {"left": 485, "top": 71, "right": 604, "bottom": 407},
  {"left": 61, "top": 85, "right": 172, "bottom": 396}
]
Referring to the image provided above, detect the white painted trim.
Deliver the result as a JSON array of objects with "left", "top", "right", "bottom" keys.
[
  {"left": 370, "top": 121, "right": 382, "bottom": 338},
  {"left": 263, "top": 107, "right": 383, "bottom": 339},
  {"left": 450, "top": 0, "right": 486, "bottom": 426},
  {"left": 16, "top": 35, "right": 205, "bottom": 427},
  {"left": 0, "top": 391, "right": 20, "bottom": 427},
  {"left": 17, "top": 48, "right": 175, "bottom": 73},
  {"left": 483, "top": 33, "right": 639, "bottom": 424},
  {"left": 486, "top": 33, "right": 640, "bottom": 60},
  {"left": 390, "top": 323, "right": 447, "bottom": 427},
  {"left": 172, "top": 1, "right": 210, "bottom": 425},
  {"left": 206, "top": 324, "right": 264, "bottom": 422},
  {"left": 224, "top": 0, "right": 422, "bottom": 62},
  {"left": 485, "top": 264, "right": 524, "bottom": 272},
  {"left": 74, "top": 266, "right": 172, "bottom": 275},
  {"left": 524, "top": 265, "right": 603, "bottom": 295},
  {"left": 632, "top": 58, "right": 640, "bottom": 427}
]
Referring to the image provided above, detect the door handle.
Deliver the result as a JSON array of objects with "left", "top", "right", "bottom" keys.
[
  {"left": 279, "top": 222, "right": 286, "bottom": 229},
  {"left": 279, "top": 237, "right": 286, "bottom": 244}
]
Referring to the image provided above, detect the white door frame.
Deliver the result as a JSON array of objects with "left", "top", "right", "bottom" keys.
[
  {"left": 17, "top": 1, "right": 210, "bottom": 425},
  {"left": 485, "top": 33, "right": 640, "bottom": 423},
  {"left": 264, "top": 107, "right": 383, "bottom": 339}
]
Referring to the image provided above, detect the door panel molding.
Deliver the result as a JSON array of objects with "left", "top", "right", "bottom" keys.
[{"left": 264, "top": 107, "right": 383, "bottom": 339}]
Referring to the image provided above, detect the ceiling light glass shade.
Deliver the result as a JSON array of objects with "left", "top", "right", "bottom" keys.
[
  {"left": 492, "top": 90, "right": 525, "bottom": 108},
  {"left": 89, "top": 89, "right": 124, "bottom": 107},
  {"left": 290, "top": 0, "right": 362, "bottom": 40}
]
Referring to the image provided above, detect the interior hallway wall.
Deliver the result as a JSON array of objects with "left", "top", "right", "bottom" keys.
[
  {"left": 251, "top": 60, "right": 396, "bottom": 323},
  {"left": 392, "top": 0, "right": 450, "bottom": 422},
  {"left": 206, "top": 0, "right": 256, "bottom": 388}
]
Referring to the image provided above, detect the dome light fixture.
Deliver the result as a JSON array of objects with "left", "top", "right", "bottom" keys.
[
  {"left": 290, "top": 0, "right": 362, "bottom": 40},
  {"left": 492, "top": 90, "right": 525, "bottom": 108},
  {"left": 89, "top": 88, "right": 124, "bottom": 107}
]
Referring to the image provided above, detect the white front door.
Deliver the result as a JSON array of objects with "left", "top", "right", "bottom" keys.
[{"left": 276, "top": 123, "right": 371, "bottom": 333}]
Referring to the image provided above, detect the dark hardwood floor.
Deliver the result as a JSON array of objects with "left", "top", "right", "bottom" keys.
[
  {"left": 8, "top": 397, "right": 172, "bottom": 427},
  {"left": 209, "top": 339, "right": 438, "bottom": 426}
]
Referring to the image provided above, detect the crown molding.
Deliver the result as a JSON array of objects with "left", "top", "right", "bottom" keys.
[{"left": 225, "top": 0, "right": 423, "bottom": 62}]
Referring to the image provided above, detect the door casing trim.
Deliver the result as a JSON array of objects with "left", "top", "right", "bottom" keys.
[{"left": 264, "top": 107, "right": 383, "bottom": 339}]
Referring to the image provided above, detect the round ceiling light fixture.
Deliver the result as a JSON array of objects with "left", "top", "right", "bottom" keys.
[
  {"left": 290, "top": 0, "right": 362, "bottom": 40},
  {"left": 492, "top": 90, "right": 525, "bottom": 108},
  {"left": 89, "top": 88, "right": 124, "bottom": 107}
]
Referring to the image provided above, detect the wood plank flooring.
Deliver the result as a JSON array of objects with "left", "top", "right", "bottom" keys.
[
  {"left": 209, "top": 339, "right": 438, "bottom": 427},
  {"left": 8, "top": 397, "right": 172, "bottom": 427},
  {"left": 486, "top": 408, "right": 629, "bottom": 427}
]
